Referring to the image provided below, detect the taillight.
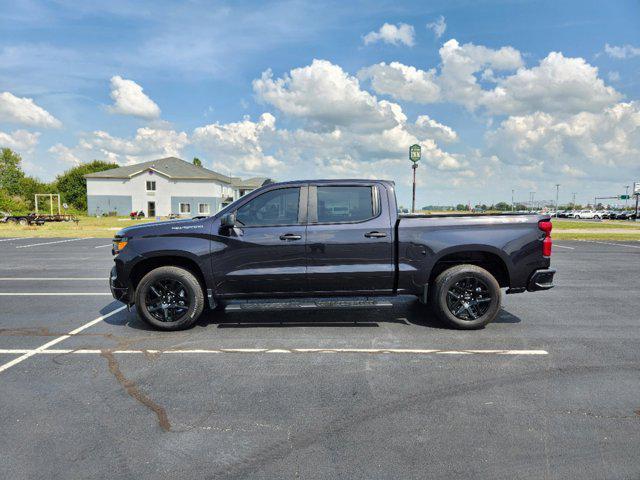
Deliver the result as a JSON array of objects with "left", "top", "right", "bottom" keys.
[{"left": 538, "top": 220, "right": 552, "bottom": 257}]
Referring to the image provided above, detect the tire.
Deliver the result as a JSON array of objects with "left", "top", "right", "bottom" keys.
[
  {"left": 7, "top": 218, "right": 17, "bottom": 224},
  {"left": 594, "top": 216, "right": 600, "bottom": 220},
  {"left": 18, "top": 217, "right": 28, "bottom": 226},
  {"left": 135, "top": 266, "right": 204, "bottom": 331},
  {"left": 430, "top": 264, "right": 501, "bottom": 330},
  {"left": 574, "top": 215, "right": 580, "bottom": 219}
]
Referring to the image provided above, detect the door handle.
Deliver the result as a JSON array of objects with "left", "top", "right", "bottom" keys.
[
  {"left": 279, "top": 233, "right": 302, "bottom": 241},
  {"left": 364, "top": 231, "right": 387, "bottom": 238}
]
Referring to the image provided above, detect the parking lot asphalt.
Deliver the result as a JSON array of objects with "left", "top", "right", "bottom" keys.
[{"left": 0, "top": 237, "right": 639, "bottom": 479}]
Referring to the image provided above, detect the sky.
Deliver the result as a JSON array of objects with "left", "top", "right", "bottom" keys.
[{"left": 1, "top": 0, "right": 639, "bottom": 208}]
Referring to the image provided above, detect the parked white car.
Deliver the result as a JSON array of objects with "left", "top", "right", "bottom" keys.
[{"left": 573, "top": 209, "right": 601, "bottom": 219}]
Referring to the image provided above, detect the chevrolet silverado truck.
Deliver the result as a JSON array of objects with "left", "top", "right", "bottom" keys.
[{"left": 109, "top": 179, "right": 555, "bottom": 331}]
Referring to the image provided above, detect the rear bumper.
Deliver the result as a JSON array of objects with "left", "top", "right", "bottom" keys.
[
  {"left": 527, "top": 268, "right": 556, "bottom": 291},
  {"left": 109, "top": 266, "right": 131, "bottom": 303}
]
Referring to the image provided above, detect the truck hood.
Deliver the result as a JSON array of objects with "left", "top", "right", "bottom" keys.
[{"left": 116, "top": 217, "right": 209, "bottom": 238}]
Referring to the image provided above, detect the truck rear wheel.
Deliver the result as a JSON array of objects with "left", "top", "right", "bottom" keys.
[
  {"left": 135, "top": 266, "right": 204, "bottom": 331},
  {"left": 431, "top": 264, "right": 501, "bottom": 329}
]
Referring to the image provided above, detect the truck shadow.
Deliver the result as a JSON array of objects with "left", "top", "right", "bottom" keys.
[
  {"left": 104, "top": 300, "right": 521, "bottom": 331},
  {"left": 206, "top": 301, "right": 522, "bottom": 330}
]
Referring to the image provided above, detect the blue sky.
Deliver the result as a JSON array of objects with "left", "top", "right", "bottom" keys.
[{"left": 1, "top": 0, "right": 639, "bottom": 207}]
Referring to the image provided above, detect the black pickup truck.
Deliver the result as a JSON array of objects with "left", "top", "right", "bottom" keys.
[{"left": 109, "top": 179, "right": 555, "bottom": 330}]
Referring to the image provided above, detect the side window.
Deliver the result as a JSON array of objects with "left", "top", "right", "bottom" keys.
[
  {"left": 236, "top": 187, "right": 300, "bottom": 227},
  {"left": 317, "top": 186, "right": 375, "bottom": 223}
]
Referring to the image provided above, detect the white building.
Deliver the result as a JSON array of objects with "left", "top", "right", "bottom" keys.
[{"left": 84, "top": 156, "right": 271, "bottom": 217}]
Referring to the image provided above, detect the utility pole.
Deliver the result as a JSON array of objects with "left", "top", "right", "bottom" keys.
[
  {"left": 529, "top": 192, "right": 535, "bottom": 209},
  {"left": 625, "top": 185, "right": 629, "bottom": 207},
  {"left": 572, "top": 192, "right": 576, "bottom": 208},
  {"left": 555, "top": 184, "right": 560, "bottom": 216},
  {"left": 511, "top": 189, "right": 515, "bottom": 212}
]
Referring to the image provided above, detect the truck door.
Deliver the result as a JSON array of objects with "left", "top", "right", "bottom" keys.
[
  {"left": 306, "top": 183, "right": 394, "bottom": 294},
  {"left": 212, "top": 185, "right": 308, "bottom": 296}
]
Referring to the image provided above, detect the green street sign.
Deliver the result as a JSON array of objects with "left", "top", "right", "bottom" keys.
[
  {"left": 409, "top": 144, "right": 421, "bottom": 163},
  {"left": 620, "top": 195, "right": 630, "bottom": 200}
]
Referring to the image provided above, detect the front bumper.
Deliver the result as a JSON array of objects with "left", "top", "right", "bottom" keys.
[
  {"left": 109, "top": 266, "right": 131, "bottom": 303},
  {"left": 527, "top": 268, "right": 556, "bottom": 291}
]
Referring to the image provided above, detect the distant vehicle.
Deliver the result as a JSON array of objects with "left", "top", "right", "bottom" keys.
[
  {"left": 615, "top": 211, "right": 634, "bottom": 220},
  {"left": 573, "top": 209, "right": 600, "bottom": 219},
  {"left": 109, "top": 179, "right": 556, "bottom": 331}
]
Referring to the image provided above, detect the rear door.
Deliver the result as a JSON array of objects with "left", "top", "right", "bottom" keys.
[
  {"left": 212, "top": 185, "right": 308, "bottom": 296},
  {"left": 306, "top": 183, "right": 394, "bottom": 294}
]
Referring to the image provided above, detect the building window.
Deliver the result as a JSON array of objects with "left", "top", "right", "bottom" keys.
[
  {"left": 179, "top": 203, "right": 191, "bottom": 214},
  {"left": 198, "top": 203, "right": 210, "bottom": 214},
  {"left": 146, "top": 181, "right": 156, "bottom": 191}
]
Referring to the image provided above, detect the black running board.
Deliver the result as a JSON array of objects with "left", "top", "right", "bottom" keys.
[{"left": 224, "top": 298, "right": 393, "bottom": 312}]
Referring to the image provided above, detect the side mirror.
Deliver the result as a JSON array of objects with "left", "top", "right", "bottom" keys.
[{"left": 220, "top": 213, "right": 236, "bottom": 228}]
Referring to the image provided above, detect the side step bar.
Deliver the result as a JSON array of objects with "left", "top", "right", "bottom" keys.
[{"left": 225, "top": 298, "right": 393, "bottom": 312}]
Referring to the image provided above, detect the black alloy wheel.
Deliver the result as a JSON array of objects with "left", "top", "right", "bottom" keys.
[
  {"left": 430, "top": 264, "right": 502, "bottom": 329},
  {"left": 144, "top": 277, "right": 191, "bottom": 322},
  {"left": 445, "top": 276, "right": 492, "bottom": 321},
  {"left": 135, "top": 266, "right": 204, "bottom": 331}
]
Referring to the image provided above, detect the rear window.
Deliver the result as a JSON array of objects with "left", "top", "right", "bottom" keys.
[{"left": 317, "top": 186, "right": 375, "bottom": 223}]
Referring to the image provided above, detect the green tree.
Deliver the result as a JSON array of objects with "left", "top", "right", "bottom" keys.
[
  {"left": 455, "top": 203, "right": 468, "bottom": 211},
  {"left": 55, "top": 160, "right": 118, "bottom": 211},
  {"left": 494, "top": 202, "right": 511, "bottom": 211},
  {"left": 193, "top": 157, "right": 202, "bottom": 167},
  {"left": 0, "top": 148, "right": 26, "bottom": 195},
  {"left": 19, "top": 176, "right": 55, "bottom": 210},
  {"left": 0, "top": 189, "right": 29, "bottom": 213}
]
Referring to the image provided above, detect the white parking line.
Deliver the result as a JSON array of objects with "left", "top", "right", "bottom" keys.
[
  {"left": 16, "top": 238, "right": 93, "bottom": 249},
  {"left": 553, "top": 244, "right": 575, "bottom": 250},
  {"left": 581, "top": 240, "right": 640, "bottom": 249},
  {"left": 0, "top": 293, "right": 111, "bottom": 296},
  {"left": 0, "top": 348, "right": 548, "bottom": 356},
  {"left": 0, "top": 237, "right": 27, "bottom": 242},
  {"left": 94, "top": 244, "right": 113, "bottom": 249},
  {"left": 0, "top": 305, "right": 126, "bottom": 374},
  {"left": 0, "top": 278, "right": 105, "bottom": 281}
]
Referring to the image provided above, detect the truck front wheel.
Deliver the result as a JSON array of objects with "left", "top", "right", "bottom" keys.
[
  {"left": 135, "top": 266, "right": 204, "bottom": 331},
  {"left": 431, "top": 264, "right": 501, "bottom": 329}
]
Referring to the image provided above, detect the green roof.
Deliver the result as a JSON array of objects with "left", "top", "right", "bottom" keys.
[{"left": 83, "top": 157, "right": 233, "bottom": 182}]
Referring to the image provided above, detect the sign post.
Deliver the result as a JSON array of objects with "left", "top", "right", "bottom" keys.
[
  {"left": 634, "top": 182, "right": 640, "bottom": 221},
  {"left": 409, "top": 144, "right": 421, "bottom": 213}
]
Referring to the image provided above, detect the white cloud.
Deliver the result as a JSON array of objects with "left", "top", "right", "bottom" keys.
[
  {"left": 358, "top": 62, "right": 440, "bottom": 103},
  {"left": 250, "top": 59, "right": 467, "bottom": 177},
  {"left": 253, "top": 60, "right": 406, "bottom": 133},
  {"left": 192, "top": 113, "right": 282, "bottom": 173},
  {"left": 604, "top": 43, "right": 640, "bottom": 59},
  {"left": 48, "top": 143, "right": 83, "bottom": 165},
  {"left": 481, "top": 52, "right": 621, "bottom": 115},
  {"left": 50, "top": 127, "right": 188, "bottom": 165},
  {"left": 426, "top": 16, "right": 446, "bottom": 39},
  {"left": 486, "top": 101, "right": 640, "bottom": 178},
  {"left": 361, "top": 40, "right": 621, "bottom": 116},
  {"left": 0, "top": 129, "right": 40, "bottom": 152},
  {"left": 0, "top": 92, "right": 61, "bottom": 128},
  {"left": 363, "top": 23, "right": 415, "bottom": 47},
  {"left": 412, "top": 115, "right": 458, "bottom": 143},
  {"left": 608, "top": 71, "right": 620, "bottom": 82},
  {"left": 107, "top": 76, "right": 161, "bottom": 119}
]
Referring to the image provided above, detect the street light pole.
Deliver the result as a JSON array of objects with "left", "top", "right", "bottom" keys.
[
  {"left": 511, "top": 189, "right": 515, "bottom": 212},
  {"left": 411, "top": 163, "right": 417, "bottom": 213},
  {"left": 555, "top": 184, "right": 560, "bottom": 217},
  {"left": 572, "top": 192, "right": 576, "bottom": 208}
]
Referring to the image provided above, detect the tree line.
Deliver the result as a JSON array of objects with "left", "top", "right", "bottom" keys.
[{"left": 0, "top": 148, "right": 117, "bottom": 214}]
